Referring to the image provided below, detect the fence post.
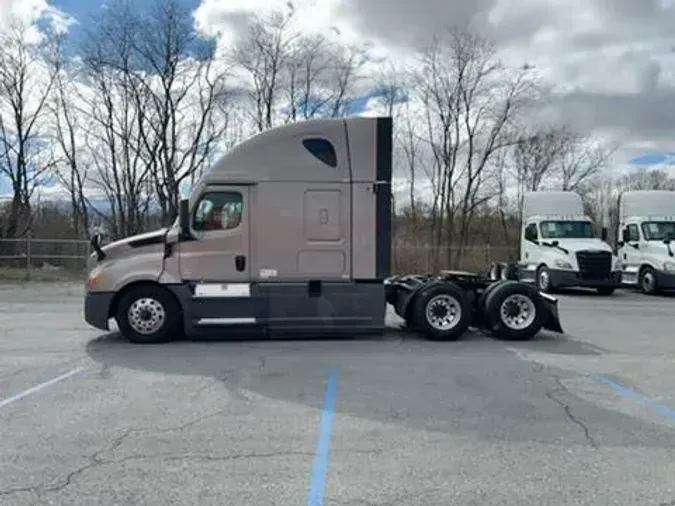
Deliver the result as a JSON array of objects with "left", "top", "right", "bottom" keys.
[{"left": 25, "top": 231, "right": 32, "bottom": 281}]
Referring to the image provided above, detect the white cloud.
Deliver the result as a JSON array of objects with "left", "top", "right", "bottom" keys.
[{"left": 0, "top": 0, "right": 75, "bottom": 36}]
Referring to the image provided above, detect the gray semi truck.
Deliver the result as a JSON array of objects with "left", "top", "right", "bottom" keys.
[{"left": 84, "top": 116, "right": 562, "bottom": 344}]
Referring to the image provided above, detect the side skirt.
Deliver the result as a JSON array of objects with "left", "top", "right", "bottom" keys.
[{"left": 170, "top": 281, "right": 387, "bottom": 339}]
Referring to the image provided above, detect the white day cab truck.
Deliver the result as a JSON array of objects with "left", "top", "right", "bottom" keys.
[
  {"left": 617, "top": 190, "right": 675, "bottom": 294},
  {"left": 84, "top": 116, "right": 563, "bottom": 344},
  {"left": 490, "top": 191, "right": 622, "bottom": 295}
]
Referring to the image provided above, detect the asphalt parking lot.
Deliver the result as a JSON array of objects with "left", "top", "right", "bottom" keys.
[{"left": 2, "top": 283, "right": 675, "bottom": 506}]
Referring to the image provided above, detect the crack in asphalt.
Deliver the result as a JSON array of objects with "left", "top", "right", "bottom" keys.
[
  {"left": 0, "top": 409, "right": 228, "bottom": 500},
  {"left": 511, "top": 350, "right": 599, "bottom": 449},
  {"left": 545, "top": 374, "right": 598, "bottom": 449},
  {"left": 0, "top": 405, "right": 382, "bottom": 501}
]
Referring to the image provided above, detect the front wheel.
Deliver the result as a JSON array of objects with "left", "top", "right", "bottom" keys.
[
  {"left": 536, "top": 265, "right": 554, "bottom": 293},
  {"left": 115, "top": 284, "right": 182, "bottom": 344},
  {"left": 484, "top": 281, "right": 544, "bottom": 341},
  {"left": 639, "top": 267, "right": 660, "bottom": 295},
  {"left": 412, "top": 283, "right": 472, "bottom": 341}
]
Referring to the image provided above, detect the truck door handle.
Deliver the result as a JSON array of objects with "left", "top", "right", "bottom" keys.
[{"left": 235, "top": 255, "right": 246, "bottom": 272}]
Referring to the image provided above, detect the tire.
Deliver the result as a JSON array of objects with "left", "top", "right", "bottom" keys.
[
  {"left": 638, "top": 266, "right": 659, "bottom": 295},
  {"left": 411, "top": 282, "right": 472, "bottom": 341},
  {"left": 596, "top": 287, "right": 615, "bottom": 295},
  {"left": 536, "top": 265, "right": 554, "bottom": 293},
  {"left": 484, "top": 281, "right": 544, "bottom": 341},
  {"left": 115, "top": 284, "right": 182, "bottom": 344},
  {"left": 477, "top": 280, "right": 509, "bottom": 315}
]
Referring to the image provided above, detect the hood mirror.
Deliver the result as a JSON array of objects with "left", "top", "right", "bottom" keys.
[{"left": 90, "top": 234, "right": 106, "bottom": 261}]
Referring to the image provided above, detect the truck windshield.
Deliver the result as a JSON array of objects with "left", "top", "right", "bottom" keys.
[
  {"left": 642, "top": 221, "right": 675, "bottom": 241},
  {"left": 540, "top": 220, "right": 594, "bottom": 239}
]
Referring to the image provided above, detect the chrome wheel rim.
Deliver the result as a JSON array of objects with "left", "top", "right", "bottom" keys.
[
  {"left": 500, "top": 294, "right": 536, "bottom": 330},
  {"left": 425, "top": 294, "right": 462, "bottom": 330},
  {"left": 128, "top": 297, "right": 166, "bottom": 335},
  {"left": 538, "top": 270, "right": 550, "bottom": 290}
]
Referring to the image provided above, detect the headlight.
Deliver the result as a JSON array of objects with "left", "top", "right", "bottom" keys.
[
  {"left": 614, "top": 259, "right": 623, "bottom": 270},
  {"left": 663, "top": 261, "right": 675, "bottom": 272},
  {"left": 554, "top": 259, "right": 573, "bottom": 269},
  {"left": 88, "top": 266, "right": 104, "bottom": 289}
]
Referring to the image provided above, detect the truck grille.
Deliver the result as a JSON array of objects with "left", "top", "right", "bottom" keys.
[{"left": 575, "top": 250, "right": 611, "bottom": 280}]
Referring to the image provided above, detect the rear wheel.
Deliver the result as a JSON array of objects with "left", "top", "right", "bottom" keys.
[
  {"left": 115, "top": 284, "right": 182, "bottom": 344},
  {"left": 412, "top": 283, "right": 472, "bottom": 341},
  {"left": 484, "top": 281, "right": 544, "bottom": 341}
]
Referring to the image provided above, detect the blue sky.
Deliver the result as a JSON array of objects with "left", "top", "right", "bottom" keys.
[{"left": 51, "top": 0, "right": 202, "bottom": 34}]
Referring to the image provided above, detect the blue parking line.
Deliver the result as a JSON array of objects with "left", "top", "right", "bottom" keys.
[
  {"left": 593, "top": 374, "right": 675, "bottom": 421},
  {"left": 306, "top": 367, "right": 339, "bottom": 506}
]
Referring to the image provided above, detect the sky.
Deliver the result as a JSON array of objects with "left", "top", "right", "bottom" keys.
[{"left": 2, "top": 0, "right": 675, "bottom": 201}]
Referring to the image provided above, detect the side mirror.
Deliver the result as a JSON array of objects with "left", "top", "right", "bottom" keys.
[
  {"left": 178, "top": 198, "right": 191, "bottom": 239},
  {"left": 601, "top": 227, "right": 607, "bottom": 241},
  {"left": 621, "top": 228, "right": 630, "bottom": 243}
]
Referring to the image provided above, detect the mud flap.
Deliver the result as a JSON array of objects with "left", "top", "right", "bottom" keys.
[{"left": 539, "top": 292, "right": 563, "bottom": 333}]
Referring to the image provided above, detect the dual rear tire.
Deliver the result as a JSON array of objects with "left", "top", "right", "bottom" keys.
[{"left": 410, "top": 280, "right": 544, "bottom": 341}]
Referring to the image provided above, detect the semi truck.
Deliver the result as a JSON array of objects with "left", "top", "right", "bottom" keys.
[
  {"left": 617, "top": 190, "right": 675, "bottom": 294},
  {"left": 83, "top": 116, "right": 562, "bottom": 344},
  {"left": 489, "top": 191, "right": 622, "bottom": 295}
]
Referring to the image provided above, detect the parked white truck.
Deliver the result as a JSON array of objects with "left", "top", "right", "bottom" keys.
[
  {"left": 617, "top": 190, "right": 675, "bottom": 294},
  {"left": 491, "top": 191, "right": 622, "bottom": 295}
]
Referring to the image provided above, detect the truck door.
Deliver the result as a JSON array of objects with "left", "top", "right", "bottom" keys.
[
  {"left": 178, "top": 185, "right": 260, "bottom": 327},
  {"left": 621, "top": 222, "right": 641, "bottom": 283}
]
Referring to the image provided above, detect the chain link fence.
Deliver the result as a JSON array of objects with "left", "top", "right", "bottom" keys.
[
  {"left": 0, "top": 236, "right": 91, "bottom": 281},
  {"left": 0, "top": 237, "right": 517, "bottom": 281}
]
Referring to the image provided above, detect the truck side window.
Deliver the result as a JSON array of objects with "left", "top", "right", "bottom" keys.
[
  {"left": 627, "top": 224, "right": 640, "bottom": 242},
  {"left": 525, "top": 223, "right": 538, "bottom": 242},
  {"left": 302, "top": 138, "right": 337, "bottom": 167},
  {"left": 192, "top": 192, "right": 243, "bottom": 232}
]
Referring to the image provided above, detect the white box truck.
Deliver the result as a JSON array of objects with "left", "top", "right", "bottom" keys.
[
  {"left": 617, "top": 190, "right": 675, "bottom": 294},
  {"left": 490, "top": 191, "right": 622, "bottom": 295}
]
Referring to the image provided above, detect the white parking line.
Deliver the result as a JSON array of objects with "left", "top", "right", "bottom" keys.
[{"left": 0, "top": 367, "right": 85, "bottom": 410}]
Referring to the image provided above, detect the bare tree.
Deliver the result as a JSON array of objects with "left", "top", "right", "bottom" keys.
[
  {"left": 78, "top": 2, "right": 155, "bottom": 238},
  {"left": 233, "top": 10, "right": 295, "bottom": 132},
  {"left": 415, "top": 28, "right": 537, "bottom": 268},
  {"left": 513, "top": 125, "right": 613, "bottom": 190},
  {"left": 234, "top": 9, "right": 366, "bottom": 130},
  {"left": 0, "top": 18, "right": 59, "bottom": 238},
  {"left": 48, "top": 40, "right": 91, "bottom": 238},
  {"left": 130, "top": 0, "right": 234, "bottom": 223}
]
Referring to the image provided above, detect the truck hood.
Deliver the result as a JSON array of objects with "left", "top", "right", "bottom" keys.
[
  {"left": 93, "top": 229, "right": 168, "bottom": 265},
  {"left": 546, "top": 238, "right": 612, "bottom": 253},
  {"left": 103, "top": 228, "right": 167, "bottom": 251}
]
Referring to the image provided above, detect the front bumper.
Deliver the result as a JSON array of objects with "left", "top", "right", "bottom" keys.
[
  {"left": 549, "top": 269, "right": 622, "bottom": 289},
  {"left": 655, "top": 270, "right": 675, "bottom": 289},
  {"left": 84, "top": 291, "right": 115, "bottom": 330}
]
